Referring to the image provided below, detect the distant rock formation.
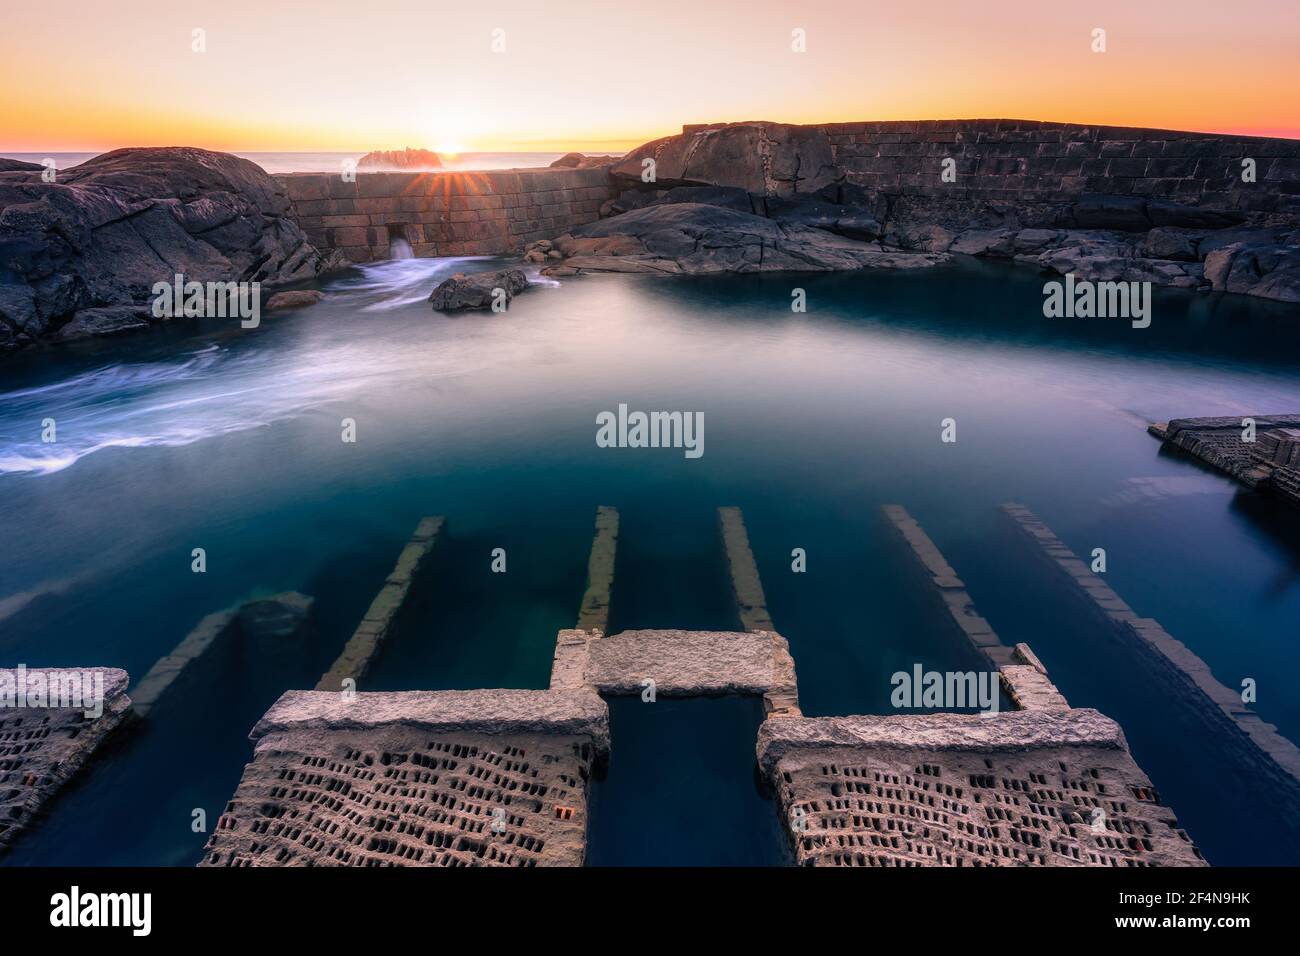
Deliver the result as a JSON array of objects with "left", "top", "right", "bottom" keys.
[
  {"left": 429, "top": 268, "right": 529, "bottom": 310},
  {"left": 0, "top": 147, "right": 330, "bottom": 352},
  {"left": 550, "top": 152, "right": 620, "bottom": 169},
  {"left": 357, "top": 147, "right": 443, "bottom": 170}
]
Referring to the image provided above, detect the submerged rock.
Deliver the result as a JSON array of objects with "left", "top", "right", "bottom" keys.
[
  {"left": 0, "top": 147, "right": 327, "bottom": 352},
  {"left": 542, "top": 202, "right": 944, "bottom": 275},
  {"left": 429, "top": 268, "right": 529, "bottom": 311}
]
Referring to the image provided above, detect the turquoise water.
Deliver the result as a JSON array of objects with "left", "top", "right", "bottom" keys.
[{"left": 2, "top": 256, "right": 1300, "bottom": 865}]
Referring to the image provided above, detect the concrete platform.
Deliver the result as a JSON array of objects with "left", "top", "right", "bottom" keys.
[
  {"left": 550, "top": 628, "right": 801, "bottom": 717},
  {"left": 1149, "top": 414, "right": 1300, "bottom": 506},
  {"left": 758, "top": 709, "right": 1204, "bottom": 867},
  {"left": 200, "top": 688, "right": 608, "bottom": 867}
]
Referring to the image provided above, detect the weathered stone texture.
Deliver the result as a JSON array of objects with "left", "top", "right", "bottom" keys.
[
  {"left": 817, "top": 119, "right": 1300, "bottom": 215},
  {"left": 277, "top": 167, "right": 616, "bottom": 263},
  {"left": 576, "top": 506, "right": 618, "bottom": 632},
  {"left": 759, "top": 709, "right": 1204, "bottom": 867},
  {"left": 201, "top": 689, "right": 607, "bottom": 867},
  {"left": 0, "top": 668, "right": 132, "bottom": 855}
]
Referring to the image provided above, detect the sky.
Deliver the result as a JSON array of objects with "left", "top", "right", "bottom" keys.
[{"left": 3, "top": 0, "right": 1298, "bottom": 153}]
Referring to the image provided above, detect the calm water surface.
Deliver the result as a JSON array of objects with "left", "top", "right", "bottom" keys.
[{"left": 2, "top": 256, "right": 1299, "bottom": 865}]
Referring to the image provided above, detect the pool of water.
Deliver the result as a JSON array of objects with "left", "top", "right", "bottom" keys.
[{"left": 2, "top": 255, "right": 1299, "bottom": 865}]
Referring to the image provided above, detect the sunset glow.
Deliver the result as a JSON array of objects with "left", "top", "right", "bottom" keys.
[{"left": 2, "top": 0, "right": 1297, "bottom": 153}]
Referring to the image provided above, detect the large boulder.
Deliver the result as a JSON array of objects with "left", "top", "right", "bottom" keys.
[
  {"left": 611, "top": 122, "right": 841, "bottom": 197},
  {"left": 541, "top": 202, "right": 943, "bottom": 275},
  {"left": 0, "top": 147, "right": 328, "bottom": 352},
  {"left": 429, "top": 268, "right": 529, "bottom": 311}
]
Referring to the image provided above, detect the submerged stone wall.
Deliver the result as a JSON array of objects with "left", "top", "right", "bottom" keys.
[
  {"left": 276, "top": 167, "right": 616, "bottom": 263},
  {"left": 816, "top": 119, "right": 1300, "bottom": 215}
]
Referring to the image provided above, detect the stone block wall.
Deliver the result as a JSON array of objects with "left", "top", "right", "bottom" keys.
[
  {"left": 277, "top": 167, "right": 616, "bottom": 263},
  {"left": 816, "top": 119, "right": 1300, "bottom": 215}
]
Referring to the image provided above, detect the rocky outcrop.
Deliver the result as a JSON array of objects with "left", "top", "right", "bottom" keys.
[
  {"left": 0, "top": 158, "right": 42, "bottom": 173},
  {"left": 550, "top": 152, "right": 620, "bottom": 169},
  {"left": 356, "top": 147, "right": 443, "bottom": 170},
  {"left": 429, "top": 268, "right": 530, "bottom": 310},
  {"left": 538, "top": 202, "right": 944, "bottom": 275},
  {"left": 612, "top": 121, "right": 841, "bottom": 197},
  {"left": 0, "top": 147, "right": 330, "bottom": 352}
]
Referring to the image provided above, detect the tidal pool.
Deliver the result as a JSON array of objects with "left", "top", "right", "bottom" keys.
[{"left": 2, "top": 255, "right": 1299, "bottom": 865}]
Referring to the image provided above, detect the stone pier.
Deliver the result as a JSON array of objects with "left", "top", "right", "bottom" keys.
[
  {"left": 200, "top": 688, "right": 608, "bottom": 867},
  {"left": 1149, "top": 415, "right": 1300, "bottom": 507},
  {"left": 0, "top": 668, "right": 132, "bottom": 856},
  {"left": 317, "top": 516, "right": 444, "bottom": 692},
  {"left": 576, "top": 506, "right": 618, "bottom": 633},
  {"left": 719, "top": 507, "right": 774, "bottom": 631},
  {"left": 758, "top": 708, "right": 1203, "bottom": 867},
  {"left": 132, "top": 592, "right": 314, "bottom": 718},
  {"left": 1001, "top": 502, "right": 1300, "bottom": 815},
  {"left": 208, "top": 504, "right": 1207, "bottom": 866},
  {"left": 883, "top": 504, "right": 1067, "bottom": 710}
]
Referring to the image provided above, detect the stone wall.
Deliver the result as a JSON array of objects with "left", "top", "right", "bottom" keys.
[
  {"left": 816, "top": 119, "right": 1300, "bottom": 216},
  {"left": 276, "top": 167, "right": 616, "bottom": 263}
]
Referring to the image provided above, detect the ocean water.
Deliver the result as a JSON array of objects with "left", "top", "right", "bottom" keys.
[
  {"left": 1, "top": 151, "right": 576, "bottom": 175},
  {"left": 2, "top": 256, "right": 1300, "bottom": 865}
]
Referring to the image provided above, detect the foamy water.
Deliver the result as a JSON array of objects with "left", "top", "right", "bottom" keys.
[{"left": 0, "top": 255, "right": 518, "bottom": 476}]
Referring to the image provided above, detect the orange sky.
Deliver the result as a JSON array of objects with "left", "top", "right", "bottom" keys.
[{"left": 3, "top": 0, "right": 1297, "bottom": 152}]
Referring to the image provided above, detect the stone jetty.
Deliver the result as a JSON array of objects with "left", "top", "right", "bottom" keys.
[
  {"left": 199, "top": 688, "right": 608, "bottom": 867},
  {"left": 203, "top": 504, "right": 1203, "bottom": 866},
  {"left": 754, "top": 505, "right": 1200, "bottom": 867},
  {"left": 0, "top": 668, "right": 132, "bottom": 856},
  {"left": 1001, "top": 502, "right": 1300, "bottom": 817},
  {"left": 132, "top": 592, "right": 314, "bottom": 718},
  {"left": 316, "top": 516, "right": 444, "bottom": 692},
  {"left": 1149, "top": 415, "right": 1300, "bottom": 507}
]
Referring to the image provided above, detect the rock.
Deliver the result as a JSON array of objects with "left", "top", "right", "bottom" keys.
[
  {"left": 544, "top": 203, "right": 944, "bottom": 275},
  {"left": 1066, "top": 194, "right": 1152, "bottom": 231},
  {"left": 0, "top": 147, "right": 327, "bottom": 352},
  {"left": 265, "top": 290, "right": 325, "bottom": 311},
  {"left": 1066, "top": 193, "right": 1245, "bottom": 232},
  {"left": 1013, "top": 228, "right": 1061, "bottom": 253},
  {"left": 611, "top": 122, "right": 841, "bottom": 197},
  {"left": 51, "top": 305, "right": 152, "bottom": 341},
  {"left": 0, "top": 158, "right": 43, "bottom": 173},
  {"left": 1204, "top": 242, "right": 1300, "bottom": 300},
  {"left": 1140, "top": 227, "right": 1201, "bottom": 261},
  {"left": 948, "top": 228, "right": 1016, "bottom": 257},
  {"left": 237, "top": 592, "right": 315, "bottom": 641},
  {"left": 357, "top": 147, "right": 442, "bottom": 170},
  {"left": 550, "top": 152, "right": 619, "bottom": 169},
  {"left": 429, "top": 268, "right": 529, "bottom": 311},
  {"left": 763, "top": 196, "right": 882, "bottom": 241},
  {"left": 604, "top": 185, "right": 755, "bottom": 217},
  {"left": 1146, "top": 199, "right": 1243, "bottom": 230},
  {"left": 1198, "top": 226, "right": 1282, "bottom": 259}
]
